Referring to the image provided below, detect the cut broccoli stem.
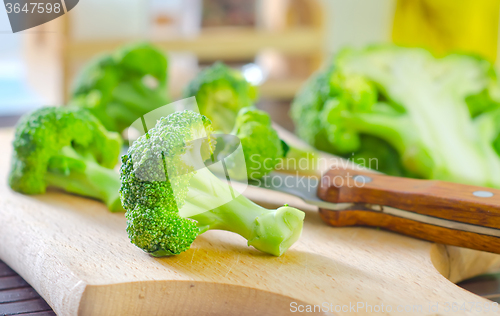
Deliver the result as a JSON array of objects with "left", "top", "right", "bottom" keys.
[
  {"left": 190, "top": 197, "right": 304, "bottom": 256},
  {"left": 178, "top": 165, "right": 303, "bottom": 256},
  {"left": 45, "top": 146, "right": 123, "bottom": 212}
]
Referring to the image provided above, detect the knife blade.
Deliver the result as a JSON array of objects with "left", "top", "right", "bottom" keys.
[{"left": 249, "top": 168, "right": 500, "bottom": 254}]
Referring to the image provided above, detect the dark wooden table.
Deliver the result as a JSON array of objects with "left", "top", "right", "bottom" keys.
[{"left": 0, "top": 260, "right": 55, "bottom": 316}]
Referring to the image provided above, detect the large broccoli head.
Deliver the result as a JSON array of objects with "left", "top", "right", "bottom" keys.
[
  {"left": 120, "top": 110, "right": 304, "bottom": 256},
  {"left": 71, "top": 43, "right": 169, "bottom": 133},
  {"left": 291, "top": 45, "right": 500, "bottom": 186},
  {"left": 9, "top": 106, "right": 123, "bottom": 211},
  {"left": 183, "top": 62, "right": 258, "bottom": 133}
]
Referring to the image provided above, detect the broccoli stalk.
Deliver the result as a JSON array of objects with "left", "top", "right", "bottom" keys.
[
  {"left": 9, "top": 107, "right": 124, "bottom": 211},
  {"left": 190, "top": 193, "right": 303, "bottom": 257},
  {"left": 44, "top": 146, "right": 123, "bottom": 211},
  {"left": 173, "top": 166, "right": 304, "bottom": 257},
  {"left": 121, "top": 110, "right": 304, "bottom": 256}
]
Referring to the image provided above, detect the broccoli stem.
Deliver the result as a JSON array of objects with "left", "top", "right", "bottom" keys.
[
  {"left": 112, "top": 81, "right": 168, "bottom": 114},
  {"left": 181, "top": 166, "right": 304, "bottom": 256},
  {"left": 345, "top": 109, "right": 500, "bottom": 188},
  {"left": 45, "top": 147, "right": 123, "bottom": 212},
  {"left": 280, "top": 145, "right": 319, "bottom": 176},
  {"left": 190, "top": 195, "right": 304, "bottom": 256}
]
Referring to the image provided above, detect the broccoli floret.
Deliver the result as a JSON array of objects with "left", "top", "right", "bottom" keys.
[
  {"left": 292, "top": 45, "right": 500, "bottom": 187},
  {"left": 185, "top": 63, "right": 319, "bottom": 178},
  {"left": 224, "top": 107, "right": 284, "bottom": 180},
  {"left": 120, "top": 110, "right": 304, "bottom": 256},
  {"left": 70, "top": 43, "right": 169, "bottom": 134},
  {"left": 218, "top": 107, "right": 319, "bottom": 180},
  {"left": 9, "top": 107, "right": 124, "bottom": 211},
  {"left": 183, "top": 62, "right": 258, "bottom": 133}
]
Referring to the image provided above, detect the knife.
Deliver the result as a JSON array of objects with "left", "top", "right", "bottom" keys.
[{"left": 252, "top": 167, "right": 500, "bottom": 254}]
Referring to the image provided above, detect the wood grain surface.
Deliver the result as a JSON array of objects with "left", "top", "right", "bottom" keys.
[{"left": 2, "top": 129, "right": 500, "bottom": 315}]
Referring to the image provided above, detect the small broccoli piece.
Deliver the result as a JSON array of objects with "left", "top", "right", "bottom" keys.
[
  {"left": 218, "top": 107, "right": 319, "bottom": 180},
  {"left": 184, "top": 62, "right": 320, "bottom": 178},
  {"left": 70, "top": 43, "right": 169, "bottom": 134},
  {"left": 9, "top": 107, "right": 124, "bottom": 211},
  {"left": 120, "top": 110, "right": 304, "bottom": 256},
  {"left": 224, "top": 107, "right": 284, "bottom": 180},
  {"left": 183, "top": 62, "right": 258, "bottom": 133}
]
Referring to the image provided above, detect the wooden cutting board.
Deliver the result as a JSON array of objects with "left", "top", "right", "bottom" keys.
[{"left": 1, "top": 128, "right": 500, "bottom": 316}]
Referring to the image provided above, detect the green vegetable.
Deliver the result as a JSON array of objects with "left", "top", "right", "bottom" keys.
[
  {"left": 291, "top": 45, "right": 500, "bottom": 187},
  {"left": 9, "top": 107, "right": 124, "bottom": 211},
  {"left": 120, "top": 110, "right": 305, "bottom": 256},
  {"left": 70, "top": 43, "right": 169, "bottom": 134},
  {"left": 185, "top": 62, "right": 318, "bottom": 179},
  {"left": 183, "top": 62, "right": 258, "bottom": 133},
  {"left": 224, "top": 107, "right": 284, "bottom": 180}
]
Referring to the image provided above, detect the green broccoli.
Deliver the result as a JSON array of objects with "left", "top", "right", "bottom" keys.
[
  {"left": 120, "top": 110, "right": 305, "bottom": 256},
  {"left": 183, "top": 62, "right": 258, "bottom": 133},
  {"left": 223, "top": 107, "right": 284, "bottom": 180},
  {"left": 185, "top": 63, "right": 318, "bottom": 178},
  {"left": 291, "top": 45, "right": 500, "bottom": 187},
  {"left": 70, "top": 43, "right": 169, "bottom": 134},
  {"left": 9, "top": 107, "right": 124, "bottom": 211},
  {"left": 216, "top": 107, "right": 319, "bottom": 180},
  {"left": 290, "top": 66, "right": 335, "bottom": 153}
]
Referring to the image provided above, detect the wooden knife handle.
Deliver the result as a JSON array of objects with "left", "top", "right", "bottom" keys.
[{"left": 317, "top": 167, "right": 500, "bottom": 254}]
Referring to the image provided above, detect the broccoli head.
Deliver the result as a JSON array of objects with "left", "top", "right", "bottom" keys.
[
  {"left": 183, "top": 62, "right": 258, "bottom": 133},
  {"left": 120, "top": 110, "right": 304, "bottom": 256},
  {"left": 70, "top": 43, "right": 169, "bottom": 134},
  {"left": 9, "top": 106, "right": 124, "bottom": 211},
  {"left": 224, "top": 107, "right": 284, "bottom": 180},
  {"left": 292, "top": 45, "right": 500, "bottom": 187}
]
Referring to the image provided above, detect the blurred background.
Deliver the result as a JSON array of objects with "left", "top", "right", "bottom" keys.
[{"left": 4, "top": 0, "right": 498, "bottom": 128}]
